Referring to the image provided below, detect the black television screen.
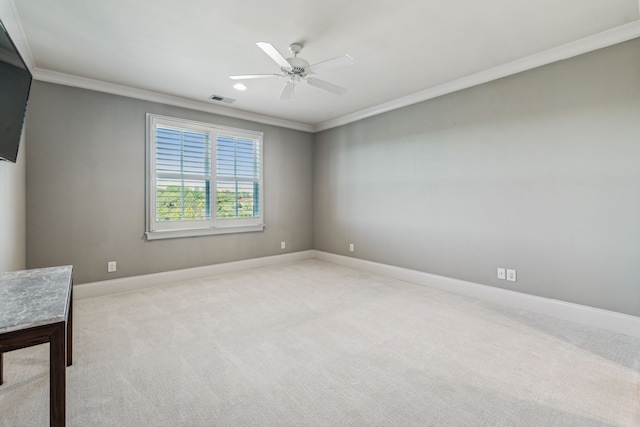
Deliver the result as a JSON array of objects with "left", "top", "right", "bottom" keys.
[{"left": 0, "top": 19, "right": 32, "bottom": 163}]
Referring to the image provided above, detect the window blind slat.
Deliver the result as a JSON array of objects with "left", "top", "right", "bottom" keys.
[{"left": 155, "top": 131, "right": 210, "bottom": 175}]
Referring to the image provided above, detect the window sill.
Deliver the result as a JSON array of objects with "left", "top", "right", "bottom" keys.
[{"left": 145, "top": 224, "right": 264, "bottom": 240}]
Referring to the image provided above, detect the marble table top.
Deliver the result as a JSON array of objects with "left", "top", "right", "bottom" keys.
[{"left": 0, "top": 266, "right": 73, "bottom": 334}]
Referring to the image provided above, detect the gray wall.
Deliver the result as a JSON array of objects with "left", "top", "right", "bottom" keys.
[
  {"left": 314, "top": 39, "right": 640, "bottom": 317},
  {"left": 23, "top": 39, "right": 640, "bottom": 317},
  {"left": 0, "top": 132, "right": 26, "bottom": 272},
  {"left": 26, "top": 82, "right": 314, "bottom": 284}
]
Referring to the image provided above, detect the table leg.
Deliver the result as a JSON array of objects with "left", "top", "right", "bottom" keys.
[
  {"left": 50, "top": 323, "right": 66, "bottom": 427},
  {"left": 67, "top": 289, "right": 73, "bottom": 367},
  {"left": 0, "top": 351, "right": 3, "bottom": 385}
]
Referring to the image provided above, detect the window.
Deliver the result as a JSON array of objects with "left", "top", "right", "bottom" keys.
[{"left": 146, "top": 114, "right": 263, "bottom": 239}]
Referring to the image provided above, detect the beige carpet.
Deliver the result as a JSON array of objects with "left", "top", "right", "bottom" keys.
[{"left": 1, "top": 259, "right": 639, "bottom": 426}]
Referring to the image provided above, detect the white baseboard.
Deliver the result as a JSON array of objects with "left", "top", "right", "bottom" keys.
[
  {"left": 74, "top": 250, "right": 315, "bottom": 300},
  {"left": 313, "top": 251, "right": 640, "bottom": 339},
  {"left": 75, "top": 249, "right": 640, "bottom": 338}
]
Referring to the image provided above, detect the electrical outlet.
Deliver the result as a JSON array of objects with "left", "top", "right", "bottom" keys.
[
  {"left": 506, "top": 269, "right": 517, "bottom": 282},
  {"left": 107, "top": 261, "right": 117, "bottom": 273},
  {"left": 349, "top": 243, "right": 355, "bottom": 252},
  {"left": 497, "top": 268, "right": 506, "bottom": 280},
  {"left": 281, "top": 241, "right": 286, "bottom": 250}
]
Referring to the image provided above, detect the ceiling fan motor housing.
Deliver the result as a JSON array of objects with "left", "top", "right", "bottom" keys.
[{"left": 283, "top": 57, "right": 310, "bottom": 77}]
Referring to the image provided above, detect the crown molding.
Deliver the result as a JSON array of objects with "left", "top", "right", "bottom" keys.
[
  {"left": 5, "top": 0, "right": 639, "bottom": 135},
  {"left": 314, "top": 20, "right": 640, "bottom": 132},
  {"left": 4, "top": 0, "right": 312, "bottom": 133},
  {"left": 32, "top": 68, "right": 315, "bottom": 133}
]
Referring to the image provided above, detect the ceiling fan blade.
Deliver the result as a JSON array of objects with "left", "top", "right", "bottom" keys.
[
  {"left": 280, "top": 81, "right": 295, "bottom": 101},
  {"left": 306, "top": 77, "right": 348, "bottom": 95},
  {"left": 307, "top": 55, "right": 354, "bottom": 74},
  {"left": 256, "top": 42, "right": 291, "bottom": 70},
  {"left": 229, "top": 74, "right": 280, "bottom": 80}
]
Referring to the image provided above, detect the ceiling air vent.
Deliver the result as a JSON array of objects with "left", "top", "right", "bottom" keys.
[{"left": 209, "top": 95, "right": 236, "bottom": 104}]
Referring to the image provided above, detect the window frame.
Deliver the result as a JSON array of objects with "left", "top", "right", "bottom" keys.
[{"left": 146, "top": 114, "right": 264, "bottom": 240}]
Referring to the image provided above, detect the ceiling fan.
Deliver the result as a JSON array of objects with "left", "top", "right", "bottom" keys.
[{"left": 229, "top": 42, "right": 354, "bottom": 101}]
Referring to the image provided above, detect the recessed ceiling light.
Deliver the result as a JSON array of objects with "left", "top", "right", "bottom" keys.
[{"left": 233, "top": 83, "right": 247, "bottom": 91}]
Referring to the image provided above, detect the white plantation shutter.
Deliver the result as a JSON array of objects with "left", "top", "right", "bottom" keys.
[
  {"left": 215, "top": 133, "right": 261, "bottom": 220},
  {"left": 155, "top": 125, "right": 211, "bottom": 222},
  {"left": 146, "top": 114, "right": 264, "bottom": 239}
]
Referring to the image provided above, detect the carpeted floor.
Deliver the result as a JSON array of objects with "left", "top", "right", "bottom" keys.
[{"left": 1, "top": 259, "right": 639, "bottom": 426}]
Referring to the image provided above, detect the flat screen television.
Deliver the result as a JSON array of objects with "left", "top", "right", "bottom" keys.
[{"left": 0, "top": 18, "right": 32, "bottom": 163}]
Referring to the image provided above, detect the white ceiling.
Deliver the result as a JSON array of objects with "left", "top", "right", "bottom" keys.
[{"left": 2, "top": 0, "right": 640, "bottom": 132}]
